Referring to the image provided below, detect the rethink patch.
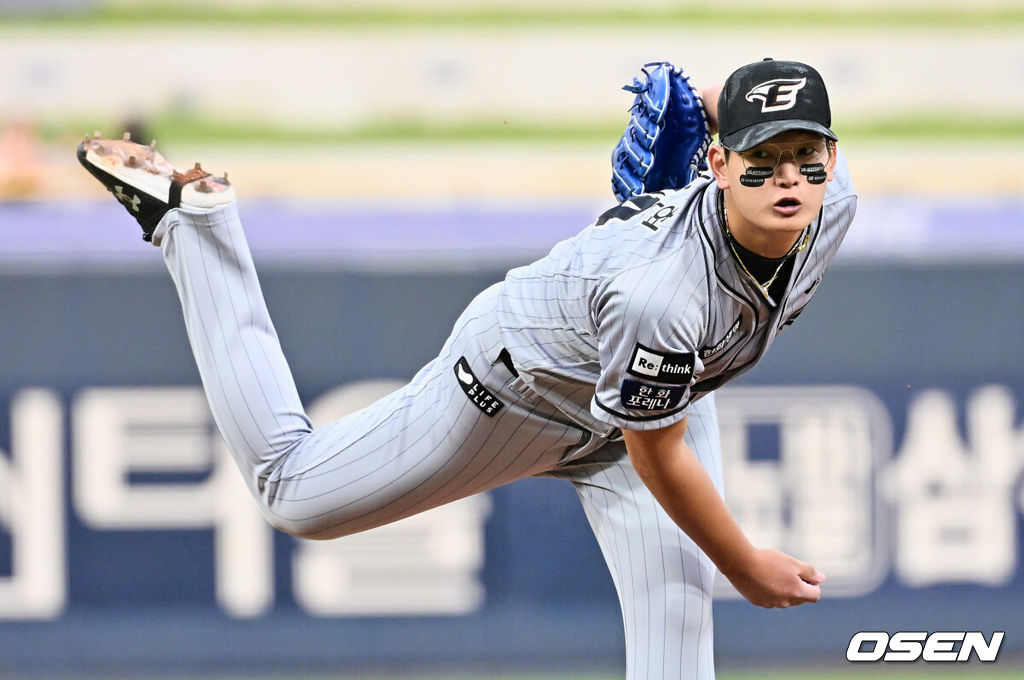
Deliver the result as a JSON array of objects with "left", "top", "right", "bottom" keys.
[{"left": 627, "top": 344, "right": 695, "bottom": 385}]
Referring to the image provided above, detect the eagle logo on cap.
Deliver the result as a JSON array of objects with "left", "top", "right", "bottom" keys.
[{"left": 745, "top": 78, "right": 807, "bottom": 113}]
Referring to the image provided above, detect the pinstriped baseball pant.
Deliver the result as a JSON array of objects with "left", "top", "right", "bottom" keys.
[{"left": 156, "top": 204, "right": 720, "bottom": 679}]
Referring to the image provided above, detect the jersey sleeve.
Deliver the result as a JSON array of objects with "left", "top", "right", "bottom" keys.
[{"left": 590, "top": 247, "right": 710, "bottom": 431}]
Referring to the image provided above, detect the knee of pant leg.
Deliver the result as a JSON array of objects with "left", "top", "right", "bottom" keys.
[
  {"left": 276, "top": 522, "right": 339, "bottom": 541},
  {"left": 246, "top": 462, "right": 350, "bottom": 540},
  {"left": 261, "top": 510, "right": 344, "bottom": 541}
]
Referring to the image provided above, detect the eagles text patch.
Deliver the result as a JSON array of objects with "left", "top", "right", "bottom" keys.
[
  {"left": 454, "top": 356, "right": 504, "bottom": 417},
  {"left": 627, "top": 344, "right": 695, "bottom": 385},
  {"left": 620, "top": 379, "right": 686, "bottom": 411},
  {"left": 701, "top": 317, "right": 742, "bottom": 360}
]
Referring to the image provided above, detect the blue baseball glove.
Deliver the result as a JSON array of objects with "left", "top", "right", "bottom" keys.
[{"left": 611, "top": 62, "right": 712, "bottom": 202}]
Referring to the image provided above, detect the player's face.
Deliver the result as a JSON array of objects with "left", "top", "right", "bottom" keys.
[{"left": 709, "top": 131, "right": 836, "bottom": 255}]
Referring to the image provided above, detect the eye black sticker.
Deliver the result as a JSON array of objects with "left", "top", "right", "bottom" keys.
[
  {"left": 739, "top": 166, "right": 773, "bottom": 187},
  {"left": 800, "top": 163, "right": 827, "bottom": 184}
]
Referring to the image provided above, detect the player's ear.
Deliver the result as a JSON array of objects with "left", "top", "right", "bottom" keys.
[
  {"left": 825, "top": 141, "right": 838, "bottom": 182},
  {"left": 708, "top": 145, "right": 730, "bottom": 189}
]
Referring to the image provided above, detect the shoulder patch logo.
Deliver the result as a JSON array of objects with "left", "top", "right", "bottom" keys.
[
  {"left": 627, "top": 344, "right": 695, "bottom": 385},
  {"left": 620, "top": 379, "right": 687, "bottom": 412},
  {"left": 745, "top": 78, "right": 807, "bottom": 113}
]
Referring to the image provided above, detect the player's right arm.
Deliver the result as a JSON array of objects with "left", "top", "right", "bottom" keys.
[
  {"left": 622, "top": 419, "right": 826, "bottom": 609},
  {"left": 700, "top": 84, "right": 722, "bottom": 136}
]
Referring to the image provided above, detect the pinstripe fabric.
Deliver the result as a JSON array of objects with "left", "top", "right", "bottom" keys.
[
  {"left": 159, "top": 205, "right": 591, "bottom": 539},
  {"left": 497, "top": 151, "right": 856, "bottom": 434},
  {"left": 549, "top": 394, "right": 722, "bottom": 680},
  {"left": 497, "top": 184, "right": 710, "bottom": 436}
]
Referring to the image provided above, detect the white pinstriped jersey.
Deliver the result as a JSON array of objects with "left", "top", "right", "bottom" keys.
[{"left": 497, "top": 151, "right": 856, "bottom": 435}]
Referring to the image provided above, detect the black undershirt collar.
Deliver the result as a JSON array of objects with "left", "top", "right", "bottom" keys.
[
  {"left": 717, "top": 192, "right": 798, "bottom": 304},
  {"left": 728, "top": 237, "right": 796, "bottom": 304}
]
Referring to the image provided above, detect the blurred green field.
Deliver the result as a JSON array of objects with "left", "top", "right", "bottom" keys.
[
  {"left": 40, "top": 113, "right": 1024, "bottom": 151},
  {"left": 4, "top": 4, "right": 1024, "bottom": 28},
  {"left": 8, "top": 2, "right": 1022, "bottom": 149}
]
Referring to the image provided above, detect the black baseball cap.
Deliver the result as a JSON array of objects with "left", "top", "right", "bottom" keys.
[{"left": 718, "top": 58, "right": 837, "bottom": 152}]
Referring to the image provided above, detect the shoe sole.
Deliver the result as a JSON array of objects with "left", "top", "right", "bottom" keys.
[{"left": 78, "top": 134, "right": 235, "bottom": 210}]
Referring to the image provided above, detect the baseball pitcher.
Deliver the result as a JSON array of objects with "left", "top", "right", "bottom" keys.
[{"left": 77, "top": 57, "right": 856, "bottom": 679}]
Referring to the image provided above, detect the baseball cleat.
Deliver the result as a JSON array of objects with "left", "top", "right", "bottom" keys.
[{"left": 77, "top": 132, "right": 235, "bottom": 242}]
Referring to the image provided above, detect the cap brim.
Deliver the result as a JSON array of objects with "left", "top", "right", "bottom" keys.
[{"left": 721, "top": 120, "right": 837, "bottom": 152}]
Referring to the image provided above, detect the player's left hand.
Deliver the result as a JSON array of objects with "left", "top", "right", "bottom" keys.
[
  {"left": 726, "top": 548, "right": 826, "bottom": 609},
  {"left": 611, "top": 62, "right": 713, "bottom": 202}
]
